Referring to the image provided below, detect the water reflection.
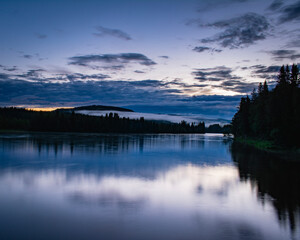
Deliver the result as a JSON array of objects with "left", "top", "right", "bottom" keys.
[
  {"left": 0, "top": 165, "right": 291, "bottom": 240},
  {"left": 0, "top": 133, "right": 207, "bottom": 157},
  {"left": 0, "top": 133, "right": 299, "bottom": 240},
  {"left": 0, "top": 133, "right": 229, "bottom": 179},
  {"left": 1, "top": 132, "right": 205, "bottom": 154},
  {"left": 231, "top": 142, "right": 300, "bottom": 232}
]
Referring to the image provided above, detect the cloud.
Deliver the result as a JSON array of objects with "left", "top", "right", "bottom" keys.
[
  {"left": 5, "top": 67, "right": 18, "bottom": 72},
  {"left": 241, "top": 65, "right": 281, "bottom": 82},
  {"left": 127, "top": 80, "right": 166, "bottom": 88},
  {"left": 159, "top": 56, "right": 169, "bottom": 59},
  {"left": 219, "top": 80, "right": 257, "bottom": 92},
  {"left": 69, "top": 53, "right": 156, "bottom": 69},
  {"left": 197, "top": 0, "right": 249, "bottom": 12},
  {"left": 134, "top": 70, "right": 145, "bottom": 74},
  {"left": 193, "top": 46, "right": 222, "bottom": 53},
  {"left": 250, "top": 64, "right": 281, "bottom": 74},
  {"left": 200, "top": 13, "right": 270, "bottom": 48},
  {"left": 0, "top": 64, "right": 254, "bottom": 119},
  {"left": 23, "top": 54, "right": 33, "bottom": 59},
  {"left": 278, "top": 1, "right": 300, "bottom": 23},
  {"left": 65, "top": 73, "right": 110, "bottom": 81},
  {"left": 94, "top": 26, "right": 132, "bottom": 40},
  {"left": 0, "top": 77, "right": 240, "bottom": 119},
  {"left": 193, "top": 46, "right": 210, "bottom": 53},
  {"left": 192, "top": 66, "right": 258, "bottom": 93},
  {"left": 36, "top": 33, "right": 47, "bottom": 39},
  {"left": 101, "top": 65, "right": 125, "bottom": 71},
  {"left": 0, "top": 65, "right": 18, "bottom": 72},
  {"left": 280, "top": 29, "right": 300, "bottom": 48},
  {"left": 0, "top": 78, "right": 179, "bottom": 107},
  {"left": 286, "top": 37, "right": 300, "bottom": 48},
  {"left": 192, "top": 66, "right": 239, "bottom": 82},
  {"left": 0, "top": 65, "right": 256, "bottom": 119},
  {"left": 0, "top": 73, "right": 9, "bottom": 80},
  {"left": 267, "top": 0, "right": 284, "bottom": 11},
  {"left": 16, "top": 69, "right": 45, "bottom": 80},
  {"left": 268, "top": 50, "right": 300, "bottom": 60},
  {"left": 1, "top": 69, "right": 110, "bottom": 83}
]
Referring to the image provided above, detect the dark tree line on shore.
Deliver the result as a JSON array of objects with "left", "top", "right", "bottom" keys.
[
  {"left": 232, "top": 64, "right": 300, "bottom": 148},
  {"left": 0, "top": 108, "right": 205, "bottom": 133},
  {"left": 205, "top": 123, "right": 231, "bottom": 134}
]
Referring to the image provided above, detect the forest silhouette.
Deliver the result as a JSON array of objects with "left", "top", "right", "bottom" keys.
[
  {"left": 232, "top": 64, "right": 300, "bottom": 148},
  {"left": 0, "top": 108, "right": 205, "bottom": 134}
]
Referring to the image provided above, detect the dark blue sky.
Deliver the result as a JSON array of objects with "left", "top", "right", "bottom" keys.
[{"left": 0, "top": 0, "right": 299, "bottom": 118}]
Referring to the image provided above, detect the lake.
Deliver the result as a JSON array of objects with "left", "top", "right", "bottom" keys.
[{"left": 0, "top": 133, "right": 299, "bottom": 240}]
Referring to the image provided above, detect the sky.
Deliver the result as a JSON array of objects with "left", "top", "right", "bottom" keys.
[{"left": 0, "top": 0, "right": 300, "bottom": 119}]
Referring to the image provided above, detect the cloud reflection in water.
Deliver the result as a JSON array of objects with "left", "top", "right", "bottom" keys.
[{"left": 0, "top": 164, "right": 293, "bottom": 240}]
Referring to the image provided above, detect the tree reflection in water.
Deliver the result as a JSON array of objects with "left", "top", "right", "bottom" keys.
[{"left": 231, "top": 142, "right": 300, "bottom": 232}]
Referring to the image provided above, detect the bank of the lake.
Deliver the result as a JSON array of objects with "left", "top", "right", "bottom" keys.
[{"left": 234, "top": 137, "right": 300, "bottom": 160}]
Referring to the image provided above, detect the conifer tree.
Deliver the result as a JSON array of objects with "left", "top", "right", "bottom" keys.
[
  {"left": 278, "top": 65, "right": 287, "bottom": 85},
  {"left": 251, "top": 88, "right": 257, "bottom": 102},
  {"left": 291, "top": 64, "right": 299, "bottom": 86},
  {"left": 258, "top": 82, "right": 263, "bottom": 96},
  {"left": 285, "top": 65, "right": 291, "bottom": 83},
  {"left": 263, "top": 80, "right": 268, "bottom": 96}
]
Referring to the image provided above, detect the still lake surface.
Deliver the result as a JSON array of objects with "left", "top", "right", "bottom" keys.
[{"left": 0, "top": 133, "right": 299, "bottom": 240}]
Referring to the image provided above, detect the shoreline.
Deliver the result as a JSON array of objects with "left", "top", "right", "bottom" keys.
[
  {"left": 234, "top": 137, "right": 300, "bottom": 160},
  {"left": 0, "top": 130, "right": 219, "bottom": 135}
]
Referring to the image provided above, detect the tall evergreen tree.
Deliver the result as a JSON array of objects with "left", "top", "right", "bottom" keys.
[
  {"left": 258, "top": 82, "right": 263, "bottom": 96},
  {"left": 251, "top": 88, "right": 258, "bottom": 102},
  {"left": 285, "top": 65, "right": 291, "bottom": 84},
  {"left": 277, "top": 65, "right": 287, "bottom": 85},
  {"left": 263, "top": 80, "right": 269, "bottom": 96},
  {"left": 291, "top": 64, "right": 299, "bottom": 86}
]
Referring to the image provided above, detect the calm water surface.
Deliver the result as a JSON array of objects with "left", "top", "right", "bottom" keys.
[{"left": 0, "top": 133, "right": 299, "bottom": 240}]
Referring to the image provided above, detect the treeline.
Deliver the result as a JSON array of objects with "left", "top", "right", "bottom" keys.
[
  {"left": 232, "top": 64, "right": 300, "bottom": 148},
  {"left": 205, "top": 124, "right": 231, "bottom": 134},
  {"left": 0, "top": 108, "right": 205, "bottom": 133}
]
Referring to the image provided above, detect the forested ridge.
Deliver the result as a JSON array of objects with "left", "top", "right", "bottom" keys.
[
  {"left": 232, "top": 64, "right": 300, "bottom": 148},
  {"left": 57, "top": 105, "right": 134, "bottom": 112},
  {"left": 0, "top": 108, "right": 205, "bottom": 133}
]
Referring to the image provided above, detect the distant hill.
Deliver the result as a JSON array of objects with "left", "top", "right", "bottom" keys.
[{"left": 56, "top": 105, "right": 134, "bottom": 112}]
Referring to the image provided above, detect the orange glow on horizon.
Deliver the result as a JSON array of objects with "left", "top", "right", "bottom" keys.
[{"left": 26, "top": 107, "right": 72, "bottom": 112}]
